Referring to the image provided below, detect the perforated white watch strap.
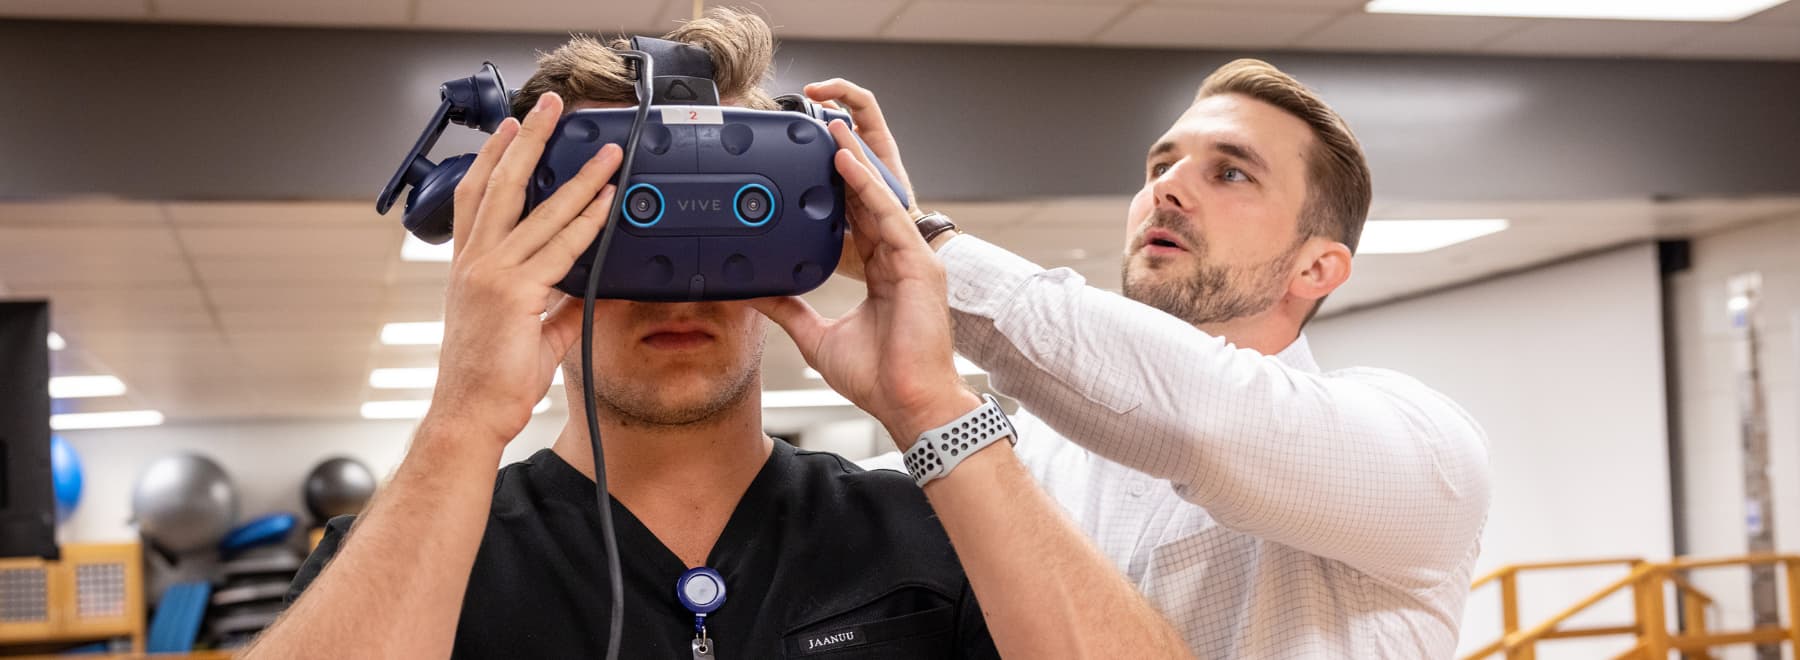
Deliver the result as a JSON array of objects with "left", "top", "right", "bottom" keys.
[{"left": 902, "top": 393, "right": 1016, "bottom": 488}]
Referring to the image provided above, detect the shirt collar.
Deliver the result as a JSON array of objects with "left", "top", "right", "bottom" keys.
[{"left": 1274, "top": 333, "right": 1322, "bottom": 374}]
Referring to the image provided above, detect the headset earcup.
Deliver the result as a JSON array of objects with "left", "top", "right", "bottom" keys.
[{"left": 402, "top": 153, "right": 476, "bottom": 245}]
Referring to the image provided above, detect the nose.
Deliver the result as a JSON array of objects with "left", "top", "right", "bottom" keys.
[{"left": 1151, "top": 158, "right": 1198, "bottom": 212}]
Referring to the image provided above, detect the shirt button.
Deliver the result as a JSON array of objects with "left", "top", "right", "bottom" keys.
[{"left": 1129, "top": 480, "right": 1149, "bottom": 497}]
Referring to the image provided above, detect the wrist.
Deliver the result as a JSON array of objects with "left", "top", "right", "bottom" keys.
[
  {"left": 927, "top": 228, "right": 960, "bottom": 252},
  {"left": 416, "top": 409, "right": 515, "bottom": 455},
  {"left": 885, "top": 386, "right": 984, "bottom": 452}
]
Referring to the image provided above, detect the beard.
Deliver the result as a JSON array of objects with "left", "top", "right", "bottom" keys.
[
  {"left": 566, "top": 306, "right": 764, "bottom": 428},
  {"left": 1122, "top": 209, "right": 1301, "bottom": 326}
]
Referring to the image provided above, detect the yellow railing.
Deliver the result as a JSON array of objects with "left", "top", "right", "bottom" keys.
[{"left": 1464, "top": 553, "right": 1800, "bottom": 660}]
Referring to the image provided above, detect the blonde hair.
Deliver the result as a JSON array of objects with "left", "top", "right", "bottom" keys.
[
  {"left": 511, "top": 7, "right": 778, "bottom": 117},
  {"left": 1198, "top": 59, "right": 1371, "bottom": 254}
]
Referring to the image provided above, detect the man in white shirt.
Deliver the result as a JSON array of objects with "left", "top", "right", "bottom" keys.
[{"left": 812, "top": 59, "right": 1493, "bottom": 657}]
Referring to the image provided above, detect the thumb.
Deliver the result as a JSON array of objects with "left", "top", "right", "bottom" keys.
[
  {"left": 749, "top": 296, "right": 827, "bottom": 358},
  {"left": 539, "top": 294, "right": 587, "bottom": 363}
]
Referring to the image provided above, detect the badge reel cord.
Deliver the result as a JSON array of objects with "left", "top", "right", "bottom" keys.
[{"left": 581, "top": 49, "right": 651, "bottom": 660}]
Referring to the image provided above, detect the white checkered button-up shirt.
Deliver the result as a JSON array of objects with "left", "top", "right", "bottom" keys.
[{"left": 903, "top": 234, "right": 1492, "bottom": 658}]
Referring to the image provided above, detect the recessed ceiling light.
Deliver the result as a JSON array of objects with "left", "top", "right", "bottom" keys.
[
  {"left": 1358, "top": 219, "right": 1508, "bottom": 255},
  {"left": 401, "top": 234, "right": 454, "bottom": 263},
  {"left": 361, "top": 397, "right": 553, "bottom": 420},
  {"left": 804, "top": 355, "right": 986, "bottom": 380},
  {"left": 47, "top": 332, "right": 66, "bottom": 351},
  {"left": 51, "top": 410, "right": 164, "bottom": 430},
  {"left": 49, "top": 375, "right": 127, "bottom": 399},
  {"left": 762, "top": 389, "right": 854, "bottom": 409},
  {"left": 1365, "top": 0, "right": 1788, "bottom": 21},
  {"left": 371, "top": 367, "right": 563, "bottom": 388},
  {"left": 381, "top": 321, "right": 444, "bottom": 346}
]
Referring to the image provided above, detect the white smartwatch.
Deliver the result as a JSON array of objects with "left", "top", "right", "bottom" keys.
[{"left": 901, "top": 393, "right": 1016, "bottom": 488}]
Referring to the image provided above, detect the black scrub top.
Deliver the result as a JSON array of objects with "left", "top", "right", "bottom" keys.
[{"left": 287, "top": 440, "right": 1001, "bottom": 659}]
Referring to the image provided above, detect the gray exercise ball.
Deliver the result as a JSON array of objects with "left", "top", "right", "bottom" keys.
[
  {"left": 132, "top": 453, "right": 240, "bottom": 554},
  {"left": 303, "top": 457, "right": 376, "bottom": 522}
]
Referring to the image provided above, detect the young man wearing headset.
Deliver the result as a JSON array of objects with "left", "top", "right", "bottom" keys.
[{"left": 249, "top": 10, "right": 1191, "bottom": 659}]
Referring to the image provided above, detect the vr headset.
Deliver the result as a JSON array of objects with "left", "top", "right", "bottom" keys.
[{"left": 376, "top": 36, "right": 912, "bottom": 301}]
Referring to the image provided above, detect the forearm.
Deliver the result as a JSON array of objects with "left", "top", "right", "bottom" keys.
[
  {"left": 246, "top": 419, "right": 504, "bottom": 659},
  {"left": 925, "top": 443, "right": 1190, "bottom": 659},
  {"left": 940, "top": 234, "right": 1490, "bottom": 582}
]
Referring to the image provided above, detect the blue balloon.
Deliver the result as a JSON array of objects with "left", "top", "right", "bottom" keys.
[{"left": 50, "top": 435, "right": 84, "bottom": 522}]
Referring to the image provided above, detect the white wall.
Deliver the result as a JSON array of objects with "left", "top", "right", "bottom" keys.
[
  {"left": 1309, "top": 243, "right": 1672, "bottom": 659},
  {"left": 1668, "top": 213, "right": 1800, "bottom": 660}
]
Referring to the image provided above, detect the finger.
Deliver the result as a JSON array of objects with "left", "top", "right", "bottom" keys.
[
  {"left": 805, "top": 79, "right": 892, "bottom": 144},
  {"left": 497, "top": 143, "right": 622, "bottom": 264},
  {"left": 469, "top": 92, "right": 565, "bottom": 253},
  {"left": 829, "top": 120, "right": 880, "bottom": 176},
  {"left": 452, "top": 118, "right": 521, "bottom": 260},
  {"left": 834, "top": 148, "right": 920, "bottom": 249},
  {"left": 806, "top": 79, "right": 910, "bottom": 189},
  {"left": 519, "top": 184, "right": 617, "bottom": 285},
  {"left": 748, "top": 296, "right": 828, "bottom": 357},
  {"left": 839, "top": 191, "right": 879, "bottom": 263}
]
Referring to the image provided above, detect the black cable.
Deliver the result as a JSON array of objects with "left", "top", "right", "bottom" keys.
[{"left": 583, "top": 50, "right": 652, "bottom": 660}]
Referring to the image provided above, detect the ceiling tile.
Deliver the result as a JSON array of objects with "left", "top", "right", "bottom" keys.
[
  {"left": 414, "top": 0, "right": 666, "bottom": 33},
  {"left": 1663, "top": 24, "right": 1800, "bottom": 59},
  {"left": 177, "top": 225, "right": 398, "bottom": 259},
  {"left": 193, "top": 257, "right": 389, "bottom": 285},
  {"left": 153, "top": 0, "right": 407, "bottom": 27},
  {"left": 1482, "top": 20, "right": 1712, "bottom": 57},
  {"left": 0, "top": 255, "right": 194, "bottom": 288},
  {"left": 208, "top": 284, "right": 388, "bottom": 309},
  {"left": 1095, "top": 6, "right": 1340, "bottom": 49},
  {"left": 1745, "top": 0, "right": 1800, "bottom": 25},
  {"left": 218, "top": 307, "right": 382, "bottom": 335},
  {"left": 1151, "top": 0, "right": 1366, "bottom": 8},
  {"left": 163, "top": 201, "right": 387, "bottom": 226},
  {"left": 1297, "top": 13, "right": 1530, "bottom": 53},
  {"left": 72, "top": 329, "right": 227, "bottom": 353},
  {"left": 0, "top": 199, "right": 162, "bottom": 226},
  {"left": 0, "top": 226, "right": 181, "bottom": 257},
  {"left": 654, "top": 0, "right": 908, "bottom": 39},
  {"left": 884, "top": 2, "right": 1128, "bottom": 43},
  {"left": 0, "top": 0, "right": 149, "bottom": 20},
  {"left": 1026, "top": 196, "right": 1133, "bottom": 228}
]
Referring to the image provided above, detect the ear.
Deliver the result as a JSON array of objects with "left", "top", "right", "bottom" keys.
[{"left": 1288, "top": 238, "right": 1352, "bottom": 304}]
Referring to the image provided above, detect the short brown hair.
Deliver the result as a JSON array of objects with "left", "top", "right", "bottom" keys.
[
  {"left": 511, "top": 7, "right": 778, "bottom": 118},
  {"left": 1197, "top": 59, "right": 1371, "bottom": 255}
]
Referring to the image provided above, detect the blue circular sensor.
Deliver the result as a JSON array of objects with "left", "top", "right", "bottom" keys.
[
  {"left": 733, "top": 184, "right": 776, "bottom": 227},
  {"left": 623, "top": 182, "right": 664, "bottom": 228},
  {"left": 677, "top": 567, "right": 727, "bottom": 614}
]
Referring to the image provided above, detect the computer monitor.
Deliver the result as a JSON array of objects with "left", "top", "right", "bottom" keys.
[{"left": 0, "top": 301, "right": 57, "bottom": 559}]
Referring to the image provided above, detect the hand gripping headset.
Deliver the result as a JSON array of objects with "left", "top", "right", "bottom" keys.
[{"left": 376, "top": 36, "right": 912, "bottom": 301}]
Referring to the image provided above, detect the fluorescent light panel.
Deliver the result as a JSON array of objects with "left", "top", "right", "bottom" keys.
[
  {"left": 47, "top": 332, "right": 66, "bottom": 351},
  {"left": 402, "top": 234, "right": 454, "bottom": 262},
  {"left": 371, "top": 367, "right": 563, "bottom": 389},
  {"left": 1358, "top": 219, "right": 1508, "bottom": 255},
  {"left": 762, "top": 388, "right": 854, "bottom": 409},
  {"left": 381, "top": 321, "right": 444, "bottom": 346},
  {"left": 805, "top": 355, "right": 986, "bottom": 380},
  {"left": 52, "top": 410, "right": 164, "bottom": 430},
  {"left": 49, "top": 375, "right": 126, "bottom": 399},
  {"left": 361, "top": 397, "right": 552, "bottom": 419},
  {"left": 1365, "top": 0, "right": 1787, "bottom": 21}
]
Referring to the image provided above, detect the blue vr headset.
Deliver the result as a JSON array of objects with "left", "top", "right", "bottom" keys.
[{"left": 376, "top": 36, "right": 911, "bottom": 301}]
